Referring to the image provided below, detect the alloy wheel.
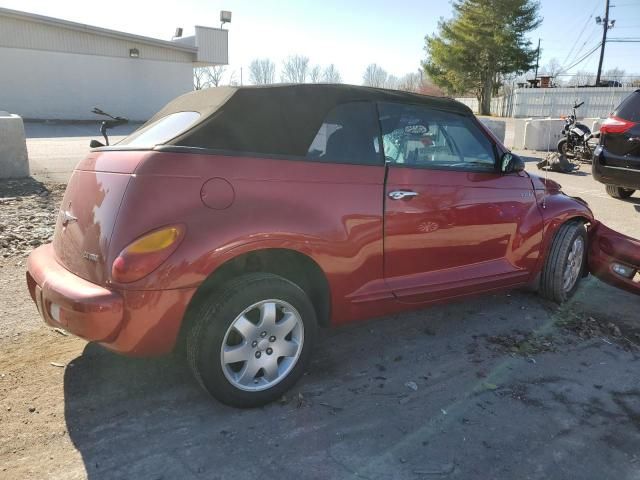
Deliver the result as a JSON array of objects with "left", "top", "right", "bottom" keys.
[
  {"left": 562, "top": 236, "right": 584, "bottom": 293},
  {"left": 220, "top": 299, "right": 304, "bottom": 392}
]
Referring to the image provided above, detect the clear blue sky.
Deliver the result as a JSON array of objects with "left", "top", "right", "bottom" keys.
[{"left": 2, "top": 0, "right": 639, "bottom": 84}]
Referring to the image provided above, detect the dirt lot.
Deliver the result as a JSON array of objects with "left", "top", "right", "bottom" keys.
[{"left": 1, "top": 152, "right": 640, "bottom": 480}]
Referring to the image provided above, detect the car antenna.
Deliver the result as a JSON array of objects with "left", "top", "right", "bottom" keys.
[
  {"left": 91, "top": 107, "right": 129, "bottom": 147},
  {"left": 542, "top": 111, "right": 552, "bottom": 210}
]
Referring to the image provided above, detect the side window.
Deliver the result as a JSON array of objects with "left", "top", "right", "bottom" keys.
[
  {"left": 306, "top": 102, "right": 381, "bottom": 166},
  {"left": 378, "top": 102, "right": 496, "bottom": 171}
]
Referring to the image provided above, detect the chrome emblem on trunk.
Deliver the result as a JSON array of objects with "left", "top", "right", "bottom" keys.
[{"left": 60, "top": 202, "right": 77, "bottom": 227}]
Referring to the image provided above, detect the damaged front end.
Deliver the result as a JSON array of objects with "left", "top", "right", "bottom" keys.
[{"left": 589, "top": 222, "right": 640, "bottom": 296}]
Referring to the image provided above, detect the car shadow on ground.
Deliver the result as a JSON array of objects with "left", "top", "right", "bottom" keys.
[{"left": 62, "top": 283, "right": 640, "bottom": 480}]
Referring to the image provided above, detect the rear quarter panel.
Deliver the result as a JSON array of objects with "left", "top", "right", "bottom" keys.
[{"left": 108, "top": 151, "right": 386, "bottom": 323}]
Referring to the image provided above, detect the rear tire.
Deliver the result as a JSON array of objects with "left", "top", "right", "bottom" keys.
[
  {"left": 605, "top": 185, "right": 635, "bottom": 199},
  {"left": 539, "top": 221, "right": 587, "bottom": 303},
  {"left": 186, "top": 273, "right": 317, "bottom": 408}
]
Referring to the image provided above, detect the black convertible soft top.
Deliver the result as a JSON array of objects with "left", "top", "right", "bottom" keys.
[{"left": 148, "top": 84, "right": 472, "bottom": 157}]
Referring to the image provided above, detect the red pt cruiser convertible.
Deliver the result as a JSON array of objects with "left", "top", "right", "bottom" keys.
[{"left": 26, "top": 85, "right": 640, "bottom": 407}]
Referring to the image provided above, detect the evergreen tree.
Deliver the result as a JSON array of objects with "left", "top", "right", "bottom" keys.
[{"left": 423, "top": 0, "right": 541, "bottom": 115}]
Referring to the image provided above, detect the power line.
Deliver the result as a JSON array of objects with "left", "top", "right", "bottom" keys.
[
  {"left": 562, "top": 0, "right": 601, "bottom": 65},
  {"left": 561, "top": 42, "right": 602, "bottom": 73},
  {"left": 564, "top": 22, "right": 601, "bottom": 69}
]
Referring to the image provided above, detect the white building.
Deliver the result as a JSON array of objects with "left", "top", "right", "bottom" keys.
[{"left": 0, "top": 7, "right": 228, "bottom": 121}]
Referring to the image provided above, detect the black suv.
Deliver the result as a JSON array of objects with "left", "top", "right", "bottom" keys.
[{"left": 593, "top": 89, "right": 640, "bottom": 199}]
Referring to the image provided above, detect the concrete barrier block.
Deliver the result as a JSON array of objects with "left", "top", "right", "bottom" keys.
[
  {"left": 589, "top": 118, "right": 604, "bottom": 134},
  {"left": 523, "top": 119, "right": 565, "bottom": 151},
  {"left": 478, "top": 118, "right": 506, "bottom": 144},
  {"left": 0, "top": 113, "right": 29, "bottom": 178},
  {"left": 510, "top": 119, "right": 528, "bottom": 149}
]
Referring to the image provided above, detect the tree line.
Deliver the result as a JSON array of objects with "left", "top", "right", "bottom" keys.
[
  {"left": 195, "top": 55, "right": 440, "bottom": 95},
  {"left": 195, "top": 0, "right": 635, "bottom": 109}
]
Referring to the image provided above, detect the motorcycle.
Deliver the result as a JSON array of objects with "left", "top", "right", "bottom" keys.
[{"left": 557, "top": 101, "right": 599, "bottom": 163}]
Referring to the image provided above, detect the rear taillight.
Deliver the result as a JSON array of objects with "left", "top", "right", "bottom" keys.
[
  {"left": 111, "top": 225, "right": 185, "bottom": 283},
  {"left": 599, "top": 115, "right": 636, "bottom": 135}
]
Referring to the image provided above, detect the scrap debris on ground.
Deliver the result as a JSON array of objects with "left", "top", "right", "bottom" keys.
[
  {"left": 0, "top": 178, "right": 65, "bottom": 258},
  {"left": 558, "top": 312, "right": 640, "bottom": 351},
  {"left": 485, "top": 330, "right": 557, "bottom": 356}
]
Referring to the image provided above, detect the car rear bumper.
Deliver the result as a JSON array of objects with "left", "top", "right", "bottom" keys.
[
  {"left": 592, "top": 146, "right": 640, "bottom": 190},
  {"left": 26, "top": 243, "right": 196, "bottom": 356},
  {"left": 589, "top": 223, "right": 640, "bottom": 296}
]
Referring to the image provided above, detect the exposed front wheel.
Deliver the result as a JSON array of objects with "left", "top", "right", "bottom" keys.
[
  {"left": 186, "top": 273, "right": 317, "bottom": 408},
  {"left": 539, "top": 221, "right": 587, "bottom": 303},
  {"left": 605, "top": 185, "right": 635, "bottom": 199},
  {"left": 557, "top": 138, "right": 568, "bottom": 156}
]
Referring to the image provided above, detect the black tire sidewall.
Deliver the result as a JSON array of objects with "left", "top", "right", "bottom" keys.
[
  {"left": 560, "top": 226, "right": 587, "bottom": 299},
  {"left": 606, "top": 185, "right": 634, "bottom": 199},
  {"left": 557, "top": 138, "right": 567, "bottom": 155},
  {"left": 189, "top": 274, "right": 317, "bottom": 408},
  {"left": 540, "top": 221, "right": 587, "bottom": 303}
]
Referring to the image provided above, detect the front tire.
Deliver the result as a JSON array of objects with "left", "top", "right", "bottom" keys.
[
  {"left": 557, "top": 138, "right": 568, "bottom": 156},
  {"left": 539, "top": 221, "right": 587, "bottom": 303},
  {"left": 186, "top": 273, "right": 317, "bottom": 408},
  {"left": 605, "top": 185, "right": 635, "bottom": 199}
]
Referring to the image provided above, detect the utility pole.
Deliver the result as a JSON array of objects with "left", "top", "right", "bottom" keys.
[
  {"left": 595, "top": 0, "right": 613, "bottom": 86},
  {"left": 533, "top": 38, "right": 541, "bottom": 87}
]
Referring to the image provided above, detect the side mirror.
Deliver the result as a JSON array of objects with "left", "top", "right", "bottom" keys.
[
  {"left": 90, "top": 139, "right": 105, "bottom": 149},
  {"left": 501, "top": 152, "right": 525, "bottom": 173}
]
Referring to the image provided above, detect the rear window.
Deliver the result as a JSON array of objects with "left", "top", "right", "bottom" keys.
[
  {"left": 613, "top": 91, "right": 640, "bottom": 123},
  {"left": 118, "top": 111, "right": 200, "bottom": 147}
]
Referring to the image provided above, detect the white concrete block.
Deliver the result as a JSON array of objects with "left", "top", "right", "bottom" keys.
[
  {"left": 510, "top": 119, "right": 528, "bottom": 149},
  {"left": 523, "top": 119, "right": 565, "bottom": 151},
  {"left": 478, "top": 118, "right": 506, "bottom": 143},
  {"left": 0, "top": 113, "right": 29, "bottom": 178},
  {"left": 588, "top": 118, "right": 605, "bottom": 134}
]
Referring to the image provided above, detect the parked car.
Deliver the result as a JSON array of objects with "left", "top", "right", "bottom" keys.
[
  {"left": 26, "top": 85, "right": 640, "bottom": 407},
  {"left": 593, "top": 89, "right": 640, "bottom": 199}
]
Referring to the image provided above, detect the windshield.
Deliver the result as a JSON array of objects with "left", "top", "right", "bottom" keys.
[{"left": 118, "top": 111, "right": 200, "bottom": 148}]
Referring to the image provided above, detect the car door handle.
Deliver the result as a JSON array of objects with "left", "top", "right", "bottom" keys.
[{"left": 388, "top": 190, "right": 419, "bottom": 200}]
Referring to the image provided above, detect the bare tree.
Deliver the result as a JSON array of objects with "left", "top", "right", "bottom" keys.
[
  {"left": 568, "top": 71, "right": 595, "bottom": 87},
  {"left": 397, "top": 72, "right": 422, "bottom": 92},
  {"left": 309, "top": 65, "right": 322, "bottom": 83},
  {"left": 228, "top": 70, "right": 239, "bottom": 87},
  {"left": 385, "top": 74, "right": 400, "bottom": 90},
  {"left": 541, "top": 58, "right": 563, "bottom": 78},
  {"left": 194, "top": 67, "right": 210, "bottom": 90},
  {"left": 323, "top": 64, "right": 342, "bottom": 83},
  {"left": 193, "top": 65, "right": 228, "bottom": 89},
  {"left": 208, "top": 65, "right": 226, "bottom": 87},
  {"left": 249, "top": 58, "right": 276, "bottom": 85},
  {"left": 603, "top": 67, "right": 626, "bottom": 84},
  {"left": 362, "top": 64, "right": 388, "bottom": 88},
  {"left": 281, "top": 55, "right": 309, "bottom": 83}
]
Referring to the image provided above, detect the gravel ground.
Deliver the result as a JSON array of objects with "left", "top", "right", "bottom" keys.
[
  {"left": 1, "top": 151, "right": 639, "bottom": 480},
  {"left": 0, "top": 179, "right": 65, "bottom": 259}
]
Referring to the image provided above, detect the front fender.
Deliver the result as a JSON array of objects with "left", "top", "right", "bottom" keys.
[{"left": 530, "top": 189, "right": 595, "bottom": 281}]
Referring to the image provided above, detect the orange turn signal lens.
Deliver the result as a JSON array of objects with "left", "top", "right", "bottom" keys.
[
  {"left": 111, "top": 225, "right": 185, "bottom": 283},
  {"left": 126, "top": 227, "right": 181, "bottom": 254}
]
